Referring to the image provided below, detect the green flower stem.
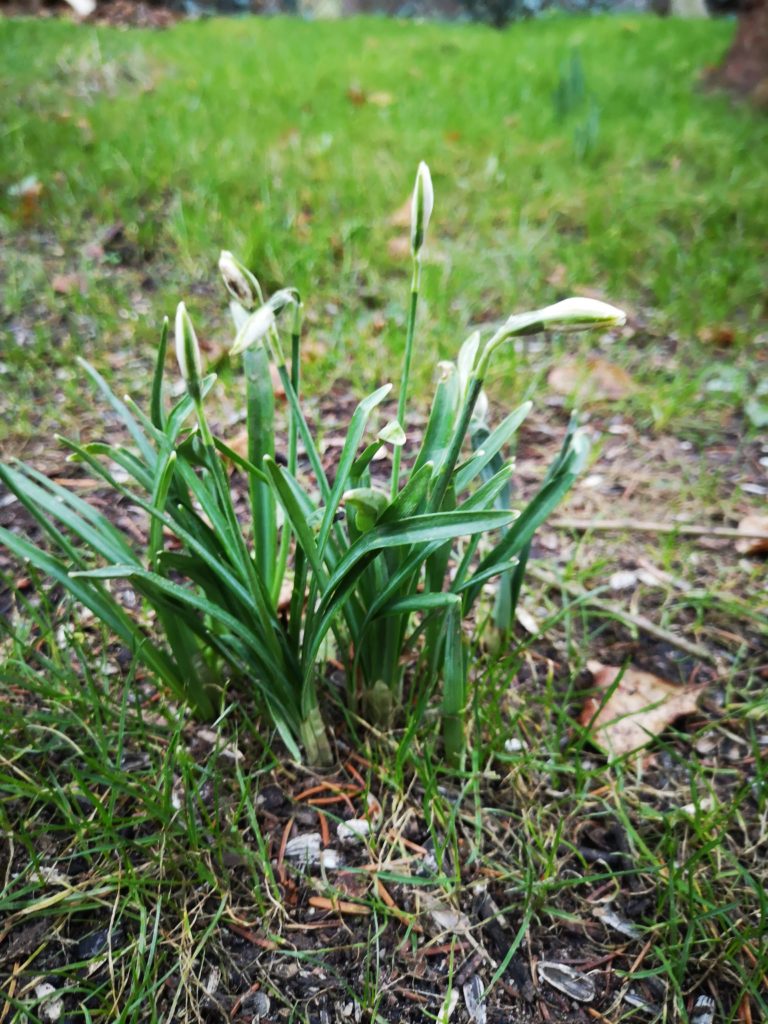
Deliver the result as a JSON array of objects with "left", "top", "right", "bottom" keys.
[
  {"left": 272, "top": 324, "right": 302, "bottom": 606},
  {"left": 441, "top": 597, "right": 465, "bottom": 767},
  {"left": 289, "top": 324, "right": 301, "bottom": 475},
  {"left": 390, "top": 257, "right": 421, "bottom": 499},
  {"left": 244, "top": 345, "right": 276, "bottom": 598}
]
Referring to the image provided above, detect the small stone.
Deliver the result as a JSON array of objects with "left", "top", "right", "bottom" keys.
[
  {"left": 337, "top": 819, "right": 371, "bottom": 845},
  {"left": 284, "top": 833, "right": 323, "bottom": 864},
  {"left": 34, "top": 984, "right": 63, "bottom": 1022},
  {"left": 249, "top": 990, "right": 270, "bottom": 1019},
  {"left": 609, "top": 569, "right": 637, "bottom": 591}
]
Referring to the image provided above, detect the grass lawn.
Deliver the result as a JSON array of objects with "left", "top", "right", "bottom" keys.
[{"left": 1, "top": 11, "right": 767, "bottom": 1024}]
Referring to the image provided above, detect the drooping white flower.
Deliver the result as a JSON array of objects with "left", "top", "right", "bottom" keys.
[
  {"left": 218, "top": 250, "right": 259, "bottom": 309},
  {"left": 230, "top": 304, "right": 277, "bottom": 357},
  {"left": 174, "top": 302, "right": 202, "bottom": 400},
  {"left": 410, "top": 161, "right": 434, "bottom": 255}
]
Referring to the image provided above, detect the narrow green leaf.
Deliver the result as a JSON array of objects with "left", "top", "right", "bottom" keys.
[
  {"left": 244, "top": 344, "right": 276, "bottom": 593},
  {"left": 0, "top": 527, "right": 183, "bottom": 694},
  {"left": 77, "top": 358, "right": 155, "bottom": 464},
  {"left": 412, "top": 362, "right": 460, "bottom": 478},
  {"left": 149, "top": 449, "right": 177, "bottom": 566},
  {"left": 316, "top": 383, "right": 392, "bottom": 554},
  {"left": 150, "top": 316, "right": 169, "bottom": 429},
  {"left": 454, "top": 401, "right": 531, "bottom": 492}
]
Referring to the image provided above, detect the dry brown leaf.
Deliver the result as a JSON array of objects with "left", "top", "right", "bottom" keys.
[
  {"left": 8, "top": 175, "right": 43, "bottom": 222},
  {"left": 581, "top": 661, "right": 701, "bottom": 757},
  {"left": 387, "top": 236, "right": 411, "bottom": 261},
  {"left": 548, "top": 357, "right": 635, "bottom": 401},
  {"left": 736, "top": 515, "right": 768, "bottom": 556},
  {"left": 346, "top": 83, "right": 366, "bottom": 106},
  {"left": 698, "top": 325, "right": 736, "bottom": 347}
]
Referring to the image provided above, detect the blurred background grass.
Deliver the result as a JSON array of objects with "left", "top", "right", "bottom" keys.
[{"left": 1, "top": 14, "right": 766, "bottom": 441}]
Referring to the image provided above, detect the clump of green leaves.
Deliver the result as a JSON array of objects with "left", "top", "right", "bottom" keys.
[{"left": 0, "top": 165, "right": 624, "bottom": 765}]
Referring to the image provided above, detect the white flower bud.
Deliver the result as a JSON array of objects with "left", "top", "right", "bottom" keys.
[
  {"left": 569, "top": 428, "right": 591, "bottom": 474},
  {"left": 472, "top": 388, "right": 490, "bottom": 426},
  {"left": 231, "top": 304, "right": 277, "bottom": 357},
  {"left": 174, "top": 302, "right": 202, "bottom": 401},
  {"left": 218, "top": 250, "right": 260, "bottom": 309},
  {"left": 477, "top": 297, "right": 626, "bottom": 379},
  {"left": 502, "top": 297, "right": 626, "bottom": 336},
  {"left": 410, "top": 161, "right": 434, "bottom": 255}
]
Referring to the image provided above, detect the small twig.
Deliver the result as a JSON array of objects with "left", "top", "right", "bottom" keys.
[
  {"left": 225, "top": 923, "right": 277, "bottom": 949},
  {"left": 551, "top": 517, "right": 768, "bottom": 542},
  {"left": 375, "top": 877, "right": 423, "bottom": 932},
  {"left": 528, "top": 565, "right": 716, "bottom": 663},
  {"left": 276, "top": 816, "right": 293, "bottom": 887},
  {"left": 317, "top": 810, "right": 330, "bottom": 848},
  {"left": 294, "top": 782, "right": 361, "bottom": 800},
  {"left": 308, "top": 895, "right": 371, "bottom": 916}
]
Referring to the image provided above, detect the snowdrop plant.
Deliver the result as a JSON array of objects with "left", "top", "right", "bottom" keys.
[{"left": 0, "top": 165, "right": 625, "bottom": 765}]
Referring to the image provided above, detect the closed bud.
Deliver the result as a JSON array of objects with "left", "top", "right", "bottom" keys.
[
  {"left": 477, "top": 297, "right": 627, "bottom": 379},
  {"left": 174, "top": 302, "right": 202, "bottom": 401},
  {"left": 472, "top": 388, "right": 490, "bottom": 425},
  {"left": 218, "top": 251, "right": 260, "bottom": 309},
  {"left": 501, "top": 297, "right": 626, "bottom": 337},
  {"left": 410, "top": 161, "right": 434, "bottom": 255},
  {"left": 569, "top": 428, "right": 591, "bottom": 474}
]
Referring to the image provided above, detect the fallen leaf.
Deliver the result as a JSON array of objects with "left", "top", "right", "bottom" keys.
[
  {"left": 8, "top": 175, "right": 43, "bottom": 222},
  {"left": 422, "top": 894, "right": 471, "bottom": 935},
  {"left": 515, "top": 606, "right": 540, "bottom": 635},
  {"left": 736, "top": 515, "right": 768, "bottom": 556},
  {"left": 387, "top": 236, "right": 411, "bottom": 261},
  {"left": 698, "top": 325, "right": 735, "bottom": 347},
  {"left": 548, "top": 357, "right": 635, "bottom": 401},
  {"left": 346, "top": 83, "right": 366, "bottom": 105},
  {"left": 581, "top": 661, "right": 701, "bottom": 757}
]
